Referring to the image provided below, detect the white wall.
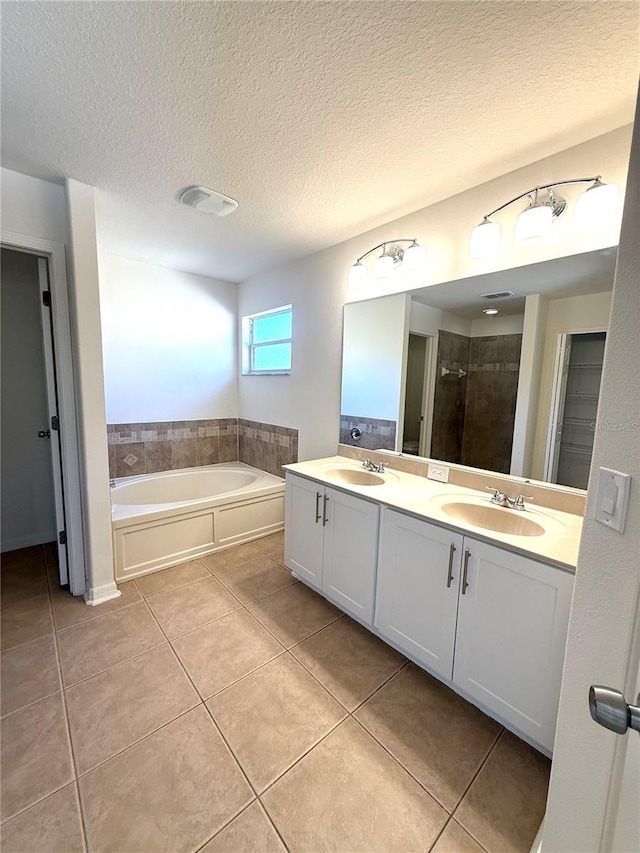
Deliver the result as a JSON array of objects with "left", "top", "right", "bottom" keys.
[
  {"left": 410, "top": 300, "right": 471, "bottom": 337},
  {"left": 543, "top": 92, "right": 640, "bottom": 853},
  {"left": 530, "top": 290, "right": 612, "bottom": 480},
  {"left": 1, "top": 168, "right": 69, "bottom": 244},
  {"left": 238, "top": 127, "right": 631, "bottom": 461},
  {"left": 469, "top": 314, "right": 524, "bottom": 337},
  {"left": 99, "top": 254, "right": 238, "bottom": 423}
]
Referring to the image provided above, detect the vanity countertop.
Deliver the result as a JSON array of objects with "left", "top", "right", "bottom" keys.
[{"left": 284, "top": 456, "right": 583, "bottom": 572}]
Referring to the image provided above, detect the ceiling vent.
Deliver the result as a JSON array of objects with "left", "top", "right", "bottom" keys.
[
  {"left": 480, "top": 290, "right": 517, "bottom": 300},
  {"left": 179, "top": 186, "right": 238, "bottom": 217}
]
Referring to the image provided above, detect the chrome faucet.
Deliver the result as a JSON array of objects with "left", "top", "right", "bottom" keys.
[
  {"left": 363, "top": 458, "right": 386, "bottom": 474},
  {"left": 486, "top": 486, "right": 534, "bottom": 510}
]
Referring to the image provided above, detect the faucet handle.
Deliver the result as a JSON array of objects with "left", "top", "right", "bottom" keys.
[
  {"left": 512, "top": 494, "right": 534, "bottom": 510},
  {"left": 485, "top": 485, "right": 501, "bottom": 498}
]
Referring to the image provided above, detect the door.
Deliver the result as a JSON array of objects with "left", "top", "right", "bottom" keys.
[
  {"left": 376, "top": 509, "right": 463, "bottom": 680},
  {"left": 453, "top": 538, "right": 573, "bottom": 752},
  {"left": 322, "top": 486, "right": 379, "bottom": 623},
  {"left": 284, "top": 474, "right": 324, "bottom": 590},
  {"left": 546, "top": 333, "right": 571, "bottom": 482}
]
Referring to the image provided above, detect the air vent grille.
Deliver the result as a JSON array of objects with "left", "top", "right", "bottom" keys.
[
  {"left": 179, "top": 185, "right": 238, "bottom": 217},
  {"left": 480, "top": 290, "right": 517, "bottom": 300}
]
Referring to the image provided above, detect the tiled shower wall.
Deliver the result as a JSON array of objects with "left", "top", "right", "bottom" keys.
[
  {"left": 339, "top": 415, "right": 397, "bottom": 451},
  {"left": 108, "top": 419, "right": 298, "bottom": 479}
]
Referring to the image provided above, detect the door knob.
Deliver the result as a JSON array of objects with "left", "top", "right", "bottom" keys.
[
  {"left": 589, "top": 685, "right": 640, "bottom": 735},
  {"left": 38, "top": 430, "right": 51, "bottom": 439}
]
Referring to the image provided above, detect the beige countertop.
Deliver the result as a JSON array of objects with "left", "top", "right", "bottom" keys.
[{"left": 284, "top": 456, "right": 583, "bottom": 572}]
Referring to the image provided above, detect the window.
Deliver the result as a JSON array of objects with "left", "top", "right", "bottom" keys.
[{"left": 242, "top": 304, "right": 292, "bottom": 375}]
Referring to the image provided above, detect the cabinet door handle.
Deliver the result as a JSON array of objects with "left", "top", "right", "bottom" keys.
[
  {"left": 461, "top": 549, "right": 471, "bottom": 594},
  {"left": 446, "top": 543, "right": 456, "bottom": 588},
  {"left": 322, "top": 494, "right": 329, "bottom": 526},
  {"left": 315, "top": 492, "right": 322, "bottom": 524}
]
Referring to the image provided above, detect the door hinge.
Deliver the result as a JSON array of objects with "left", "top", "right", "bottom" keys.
[
  {"left": 42, "top": 291, "right": 52, "bottom": 307},
  {"left": 58, "top": 530, "right": 67, "bottom": 546},
  {"left": 51, "top": 415, "right": 60, "bottom": 431}
]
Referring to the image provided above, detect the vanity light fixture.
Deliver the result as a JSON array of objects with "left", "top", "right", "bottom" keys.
[
  {"left": 469, "top": 176, "right": 619, "bottom": 258},
  {"left": 348, "top": 238, "right": 427, "bottom": 288}
]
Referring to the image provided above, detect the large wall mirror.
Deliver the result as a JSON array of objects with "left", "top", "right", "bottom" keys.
[{"left": 340, "top": 247, "right": 616, "bottom": 491}]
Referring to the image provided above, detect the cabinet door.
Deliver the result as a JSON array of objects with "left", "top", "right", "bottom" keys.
[
  {"left": 284, "top": 474, "right": 324, "bottom": 590},
  {"left": 322, "top": 486, "right": 379, "bottom": 624},
  {"left": 375, "top": 508, "right": 463, "bottom": 681},
  {"left": 453, "top": 539, "right": 573, "bottom": 752}
]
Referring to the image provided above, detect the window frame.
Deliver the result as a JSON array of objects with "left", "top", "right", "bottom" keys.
[{"left": 241, "top": 304, "right": 292, "bottom": 376}]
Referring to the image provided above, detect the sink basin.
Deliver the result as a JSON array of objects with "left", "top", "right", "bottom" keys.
[
  {"left": 439, "top": 501, "right": 546, "bottom": 537},
  {"left": 323, "top": 468, "right": 385, "bottom": 486}
]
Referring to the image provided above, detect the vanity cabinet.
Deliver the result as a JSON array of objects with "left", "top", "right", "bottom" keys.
[
  {"left": 452, "top": 538, "right": 573, "bottom": 751},
  {"left": 285, "top": 473, "right": 379, "bottom": 623},
  {"left": 375, "top": 508, "right": 464, "bottom": 680}
]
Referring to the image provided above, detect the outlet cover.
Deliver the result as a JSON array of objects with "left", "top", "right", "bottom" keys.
[{"left": 428, "top": 464, "right": 449, "bottom": 483}]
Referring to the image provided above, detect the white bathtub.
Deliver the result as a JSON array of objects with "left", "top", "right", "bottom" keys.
[{"left": 111, "top": 462, "right": 285, "bottom": 582}]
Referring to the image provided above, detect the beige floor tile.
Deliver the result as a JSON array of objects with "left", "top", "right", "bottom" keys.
[
  {"left": 135, "top": 559, "right": 210, "bottom": 598},
  {"left": 146, "top": 575, "right": 241, "bottom": 639},
  {"left": 201, "top": 801, "right": 285, "bottom": 853},
  {"left": 200, "top": 542, "right": 264, "bottom": 573},
  {"left": 0, "top": 693, "right": 74, "bottom": 821},
  {"left": 432, "top": 819, "right": 486, "bottom": 852},
  {"left": 208, "top": 654, "right": 346, "bottom": 792},
  {"left": 79, "top": 706, "right": 253, "bottom": 853},
  {"left": 215, "top": 554, "right": 297, "bottom": 604},
  {"left": 355, "top": 663, "right": 502, "bottom": 811},
  {"left": 1, "top": 634, "right": 61, "bottom": 716},
  {"left": 1, "top": 562, "right": 49, "bottom": 607},
  {"left": 57, "top": 602, "right": 165, "bottom": 686},
  {"left": 0, "top": 783, "right": 85, "bottom": 853},
  {"left": 292, "top": 616, "right": 406, "bottom": 711},
  {"left": 172, "top": 609, "right": 284, "bottom": 699},
  {"left": 1, "top": 545, "right": 44, "bottom": 571},
  {"left": 0, "top": 594, "right": 53, "bottom": 651},
  {"left": 66, "top": 644, "right": 199, "bottom": 774},
  {"left": 455, "top": 731, "right": 550, "bottom": 853},
  {"left": 51, "top": 580, "right": 141, "bottom": 630},
  {"left": 254, "top": 532, "right": 285, "bottom": 564},
  {"left": 262, "top": 717, "right": 448, "bottom": 852},
  {"left": 248, "top": 583, "right": 342, "bottom": 648}
]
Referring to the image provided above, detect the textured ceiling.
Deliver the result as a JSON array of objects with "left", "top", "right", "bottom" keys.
[{"left": 1, "top": 1, "right": 638, "bottom": 282}]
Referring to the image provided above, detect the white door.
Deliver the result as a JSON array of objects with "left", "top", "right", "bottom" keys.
[
  {"left": 376, "top": 509, "right": 463, "bottom": 680},
  {"left": 545, "top": 333, "right": 571, "bottom": 483},
  {"left": 284, "top": 474, "right": 324, "bottom": 590},
  {"left": 322, "top": 487, "right": 379, "bottom": 623},
  {"left": 453, "top": 538, "right": 573, "bottom": 752},
  {"left": 38, "top": 258, "right": 68, "bottom": 584}
]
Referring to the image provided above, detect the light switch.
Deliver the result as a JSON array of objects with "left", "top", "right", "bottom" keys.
[{"left": 595, "top": 467, "right": 631, "bottom": 533}]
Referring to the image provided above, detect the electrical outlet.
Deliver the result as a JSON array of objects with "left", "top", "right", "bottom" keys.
[{"left": 428, "top": 464, "right": 449, "bottom": 483}]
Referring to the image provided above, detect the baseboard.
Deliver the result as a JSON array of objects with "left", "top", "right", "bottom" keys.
[{"left": 84, "top": 581, "right": 122, "bottom": 606}]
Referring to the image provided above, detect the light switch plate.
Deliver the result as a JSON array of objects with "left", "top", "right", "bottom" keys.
[
  {"left": 594, "top": 467, "right": 631, "bottom": 533},
  {"left": 428, "top": 464, "right": 449, "bottom": 483}
]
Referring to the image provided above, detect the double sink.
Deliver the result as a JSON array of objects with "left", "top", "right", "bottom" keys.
[{"left": 322, "top": 466, "right": 562, "bottom": 538}]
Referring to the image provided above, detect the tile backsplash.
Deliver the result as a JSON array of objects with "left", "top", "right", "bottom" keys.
[
  {"left": 339, "top": 415, "right": 397, "bottom": 451},
  {"left": 108, "top": 418, "right": 298, "bottom": 480}
]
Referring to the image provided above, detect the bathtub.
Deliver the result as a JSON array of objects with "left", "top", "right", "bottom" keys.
[{"left": 111, "top": 462, "right": 285, "bottom": 582}]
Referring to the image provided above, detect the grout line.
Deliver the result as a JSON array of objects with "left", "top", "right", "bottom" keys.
[
  {"left": 255, "top": 799, "right": 292, "bottom": 853},
  {"left": 60, "top": 637, "right": 167, "bottom": 691},
  {"left": 201, "top": 701, "right": 261, "bottom": 800},
  {"left": 450, "top": 727, "right": 504, "bottom": 818},
  {"left": 426, "top": 815, "right": 454, "bottom": 852},
  {"left": 0, "top": 686, "right": 64, "bottom": 721},
  {"left": 53, "top": 596, "right": 142, "bottom": 635},
  {"left": 0, "top": 779, "right": 79, "bottom": 829},
  {"left": 192, "top": 799, "right": 260, "bottom": 853}
]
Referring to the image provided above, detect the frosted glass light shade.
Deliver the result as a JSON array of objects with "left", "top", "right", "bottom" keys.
[
  {"left": 373, "top": 254, "right": 394, "bottom": 279},
  {"left": 469, "top": 220, "right": 501, "bottom": 258},
  {"left": 348, "top": 261, "right": 369, "bottom": 290},
  {"left": 574, "top": 182, "right": 620, "bottom": 231},
  {"left": 515, "top": 203, "right": 553, "bottom": 244},
  {"left": 402, "top": 242, "right": 427, "bottom": 272}
]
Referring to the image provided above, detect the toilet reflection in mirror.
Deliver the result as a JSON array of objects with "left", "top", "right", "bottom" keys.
[{"left": 340, "top": 248, "right": 616, "bottom": 490}]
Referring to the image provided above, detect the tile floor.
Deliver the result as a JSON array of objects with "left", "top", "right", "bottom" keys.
[{"left": 1, "top": 535, "right": 551, "bottom": 852}]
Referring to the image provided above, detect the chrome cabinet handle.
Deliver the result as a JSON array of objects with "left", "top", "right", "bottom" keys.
[
  {"left": 322, "top": 494, "right": 329, "bottom": 526},
  {"left": 446, "top": 543, "right": 456, "bottom": 588},
  {"left": 315, "top": 492, "right": 322, "bottom": 523},
  {"left": 461, "top": 549, "right": 471, "bottom": 594}
]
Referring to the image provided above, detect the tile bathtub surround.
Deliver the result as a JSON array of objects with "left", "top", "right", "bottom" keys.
[
  {"left": 237, "top": 418, "right": 298, "bottom": 477},
  {"left": 1, "top": 540, "right": 551, "bottom": 852},
  {"left": 107, "top": 419, "right": 238, "bottom": 478},
  {"left": 339, "top": 414, "right": 397, "bottom": 450}
]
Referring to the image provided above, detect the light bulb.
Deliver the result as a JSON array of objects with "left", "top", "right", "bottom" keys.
[
  {"left": 574, "top": 181, "right": 620, "bottom": 231},
  {"left": 515, "top": 203, "right": 553, "bottom": 244},
  {"left": 373, "top": 254, "right": 394, "bottom": 280},
  {"left": 469, "top": 220, "right": 501, "bottom": 258},
  {"left": 402, "top": 242, "right": 427, "bottom": 273},
  {"left": 348, "top": 261, "right": 369, "bottom": 290}
]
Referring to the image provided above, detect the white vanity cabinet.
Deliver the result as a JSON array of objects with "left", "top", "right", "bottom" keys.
[
  {"left": 452, "top": 538, "right": 574, "bottom": 751},
  {"left": 285, "top": 473, "right": 379, "bottom": 623},
  {"left": 375, "top": 508, "right": 464, "bottom": 680}
]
